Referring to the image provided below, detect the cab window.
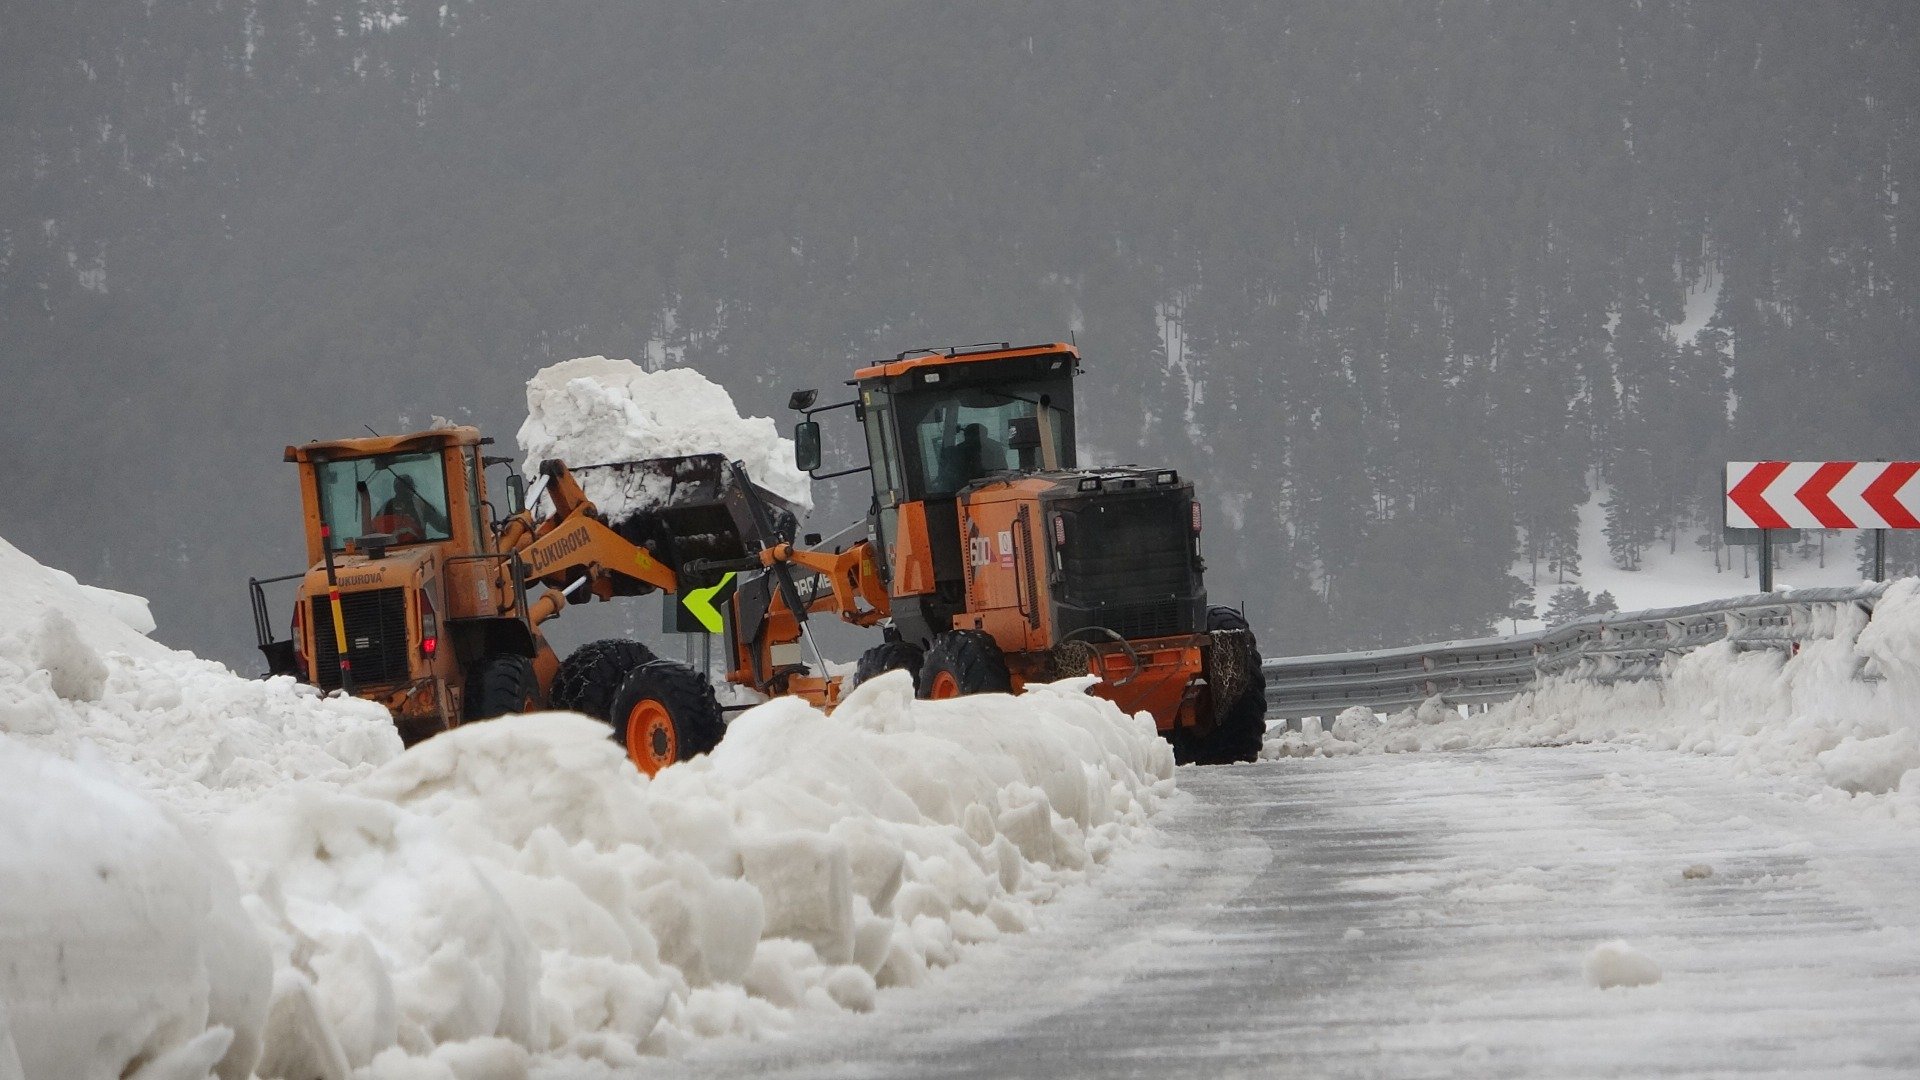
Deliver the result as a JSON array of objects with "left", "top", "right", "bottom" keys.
[
  {"left": 896, "top": 385, "right": 1070, "bottom": 497},
  {"left": 314, "top": 451, "right": 453, "bottom": 550}
]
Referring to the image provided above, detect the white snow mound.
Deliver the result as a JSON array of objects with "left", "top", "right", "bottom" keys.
[
  {"left": 0, "top": 535, "right": 401, "bottom": 1079},
  {"left": 1583, "top": 939, "right": 1662, "bottom": 988},
  {"left": 518, "top": 357, "right": 814, "bottom": 517},
  {"left": 1262, "top": 579, "right": 1920, "bottom": 815},
  {"left": 226, "top": 672, "right": 1174, "bottom": 1072},
  {"left": 0, "top": 740, "right": 273, "bottom": 1080},
  {"left": 1, "top": 534, "right": 1175, "bottom": 1072},
  {"left": 0, "top": 536, "right": 400, "bottom": 817}
]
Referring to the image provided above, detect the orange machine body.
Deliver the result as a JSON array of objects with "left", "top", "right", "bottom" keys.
[
  {"left": 737, "top": 342, "right": 1257, "bottom": 754},
  {"left": 257, "top": 426, "right": 559, "bottom": 743}
]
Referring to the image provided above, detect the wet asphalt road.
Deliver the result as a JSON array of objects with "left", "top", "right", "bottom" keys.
[{"left": 638, "top": 749, "right": 1920, "bottom": 1079}]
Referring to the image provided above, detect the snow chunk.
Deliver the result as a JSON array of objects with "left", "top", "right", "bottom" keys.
[
  {"left": 30, "top": 608, "right": 107, "bottom": 702},
  {"left": 1583, "top": 939, "right": 1662, "bottom": 988},
  {"left": 518, "top": 357, "right": 813, "bottom": 517},
  {"left": 0, "top": 740, "right": 272, "bottom": 1080}
]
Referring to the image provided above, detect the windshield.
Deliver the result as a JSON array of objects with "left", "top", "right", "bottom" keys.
[
  {"left": 314, "top": 451, "right": 453, "bottom": 550},
  {"left": 896, "top": 382, "right": 1072, "bottom": 497}
]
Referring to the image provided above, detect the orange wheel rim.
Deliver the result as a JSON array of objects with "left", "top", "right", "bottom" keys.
[
  {"left": 930, "top": 670, "right": 962, "bottom": 699},
  {"left": 626, "top": 699, "right": 677, "bottom": 774}
]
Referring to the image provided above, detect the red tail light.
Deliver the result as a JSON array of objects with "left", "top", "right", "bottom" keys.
[
  {"left": 1051, "top": 513, "right": 1067, "bottom": 548},
  {"left": 291, "top": 602, "right": 307, "bottom": 665},
  {"left": 1190, "top": 501, "right": 1202, "bottom": 535},
  {"left": 419, "top": 592, "right": 439, "bottom": 658}
]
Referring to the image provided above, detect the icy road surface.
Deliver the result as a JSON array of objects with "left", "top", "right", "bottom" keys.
[{"left": 644, "top": 747, "right": 1920, "bottom": 1079}]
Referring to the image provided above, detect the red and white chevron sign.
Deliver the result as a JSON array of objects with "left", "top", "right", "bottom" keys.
[{"left": 1725, "top": 461, "right": 1920, "bottom": 530}]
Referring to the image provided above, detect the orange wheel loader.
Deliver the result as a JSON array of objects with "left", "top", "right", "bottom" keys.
[{"left": 248, "top": 425, "right": 808, "bottom": 769}]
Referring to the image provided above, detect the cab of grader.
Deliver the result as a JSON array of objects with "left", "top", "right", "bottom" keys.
[{"left": 781, "top": 341, "right": 1268, "bottom": 764}]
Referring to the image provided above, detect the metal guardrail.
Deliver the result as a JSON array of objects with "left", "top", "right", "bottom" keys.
[{"left": 1261, "top": 583, "right": 1890, "bottom": 721}]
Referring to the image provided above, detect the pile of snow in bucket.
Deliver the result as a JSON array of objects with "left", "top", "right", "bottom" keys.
[
  {"left": 517, "top": 356, "right": 814, "bottom": 519},
  {"left": 1263, "top": 579, "right": 1920, "bottom": 813},
  {"left": 0, "top": 535, "right": 1174, "bottom": 1079}
]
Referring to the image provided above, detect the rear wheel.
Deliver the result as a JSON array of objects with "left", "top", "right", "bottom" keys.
[
  {"left": 609, "top": 660, "right": 725, "bottom": 775},
  {"left": 464, "top": 653, "right": 539, "bottom": 722},
  {"left": 551, "top": 638, "right": 657, "bottom": 721},
  {"left": 916, "top": 630, "right": 1013, "bottom": 699},
  {"left": 1182, "top": 607, "right": 1268, "bottom": 765},
  {"left": 853, "top": 640, "right": 926, "bottom": 688}
]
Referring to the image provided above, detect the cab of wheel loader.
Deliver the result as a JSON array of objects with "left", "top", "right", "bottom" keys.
[
  {"left": 285, "top": 428, "right": 497, "bottom": 565},
  {"left": 803, "top": 342, "right": 1080, "bottom": 644},
  {"left": 253, "top": 426, "right": 542, "bottom": 742}
]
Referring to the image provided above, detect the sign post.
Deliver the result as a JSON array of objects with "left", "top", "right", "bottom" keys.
[{"left": 1726, "top": 461, "right": 1920, "bottom": 591}]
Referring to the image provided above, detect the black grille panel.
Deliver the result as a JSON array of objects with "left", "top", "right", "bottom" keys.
[
  {"left": 1055, "top": 490, "right": 1199, "bottom": 639},
  {"left": 1081, "top": 597, "right": 1185, "bottom": 639},
  {"left": 312, "top": 588, "right": 411, "bottom": 690}
]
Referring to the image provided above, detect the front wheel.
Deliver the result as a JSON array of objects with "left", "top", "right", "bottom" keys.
[
  {"left": 916, "top": 630, "right": 1013, "bottom": 699},
  {"left": 464, "top": 653, "right": 539, "bottom": 722},
  {"left": 551, "top": 638, "right": 657, "bottom": 721},
  {"left": 854, "top": 640, "right": 926, "bottom": 688},
  {"left": 609, "top": 660, "right": 725, "bottom": 775}
]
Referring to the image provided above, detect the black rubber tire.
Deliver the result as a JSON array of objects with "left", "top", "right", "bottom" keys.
[
  {"left": 853, "top": 640, "right": 926, "bottom": 688},
  {"left": 551, "top": 638, "right": 657, "bottom": 721},
  {"left": 1180, "top": 607, "right": 1269, "bottom": 765},
  {"left": 916, "top": 630, "right": 1014, "bottom": 698},
  {"left": 608, "top": 659, "right": 726, "bottom": 774},
  {"left": 464, "top": 653, "right": 539, "bottom": 722}
]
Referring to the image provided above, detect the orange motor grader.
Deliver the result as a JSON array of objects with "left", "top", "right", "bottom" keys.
[{"left": 747, "top": 340, "right": 1269, "bottom": 764}]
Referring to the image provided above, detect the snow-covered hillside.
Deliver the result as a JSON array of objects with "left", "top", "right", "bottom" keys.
[
  {"left": 1515, "top": 487, "right": 1868, "bottom": 631},
  {"left": 0, "top": 536, "right": 1174, "bottom": 1078}
]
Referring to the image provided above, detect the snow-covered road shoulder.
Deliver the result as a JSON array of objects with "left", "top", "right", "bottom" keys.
[{"left": 1265, "top": 578, "right": 1920, "bottom": 815}]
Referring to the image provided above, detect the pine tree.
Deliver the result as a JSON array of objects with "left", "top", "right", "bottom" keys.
[{"left": 1544, "top": 586, "right": 1593, "bottom": 627}]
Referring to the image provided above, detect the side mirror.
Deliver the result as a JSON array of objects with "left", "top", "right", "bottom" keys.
[
  {"left": 787, "top": 389, "right": 819, "bottom": 412},
  {"left": 505, "top": 473, "right": 526, "bottom": 516},
  {"left": 794, "top": 421, "right": 822, "bottom": 473}
]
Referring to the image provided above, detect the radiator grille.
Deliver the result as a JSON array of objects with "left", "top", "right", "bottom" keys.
[
  {"left": 312, "top": 588, "right": 411, "bottom": 690},
  {"left": 1054, "top": 491, "right": 1197, "bottom": 638},
  {"left": 1088, "top": 597, "right": 1185, "bottom": 639}
]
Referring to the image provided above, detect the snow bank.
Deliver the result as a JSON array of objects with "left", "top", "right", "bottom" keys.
[
  {"left": 0, "top": 743, "right": 271, "bottom": 1080},
  {"left": 518, "top": 357, "right": 814, "bottom": 518},
  {"left": 2, "top": 532, "right": 1175, "bottom": 1074},
  {"left": 0, "top": 538, "right": 401, "bottom": 818},
  {"left": 226, "top": 673, "right": 1174, "bottom": 1074},
  {"left": 0, "top": 535, "right": 399, "bottom": 1078},
  {"left": 1264, "top": 579, "right": 1920, "bottom": 815}
]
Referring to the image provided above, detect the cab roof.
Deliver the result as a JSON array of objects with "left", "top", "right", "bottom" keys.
[
  {"left": 284, "top": 425, "right": 487, "bottom": 463},
  {"left": 852, "top": 341, "right": 1079, "bottom": 382}
]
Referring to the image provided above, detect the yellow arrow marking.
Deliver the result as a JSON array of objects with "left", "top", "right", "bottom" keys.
[{"left": 681, "top": 572, "right": 736, "bottom": 634}]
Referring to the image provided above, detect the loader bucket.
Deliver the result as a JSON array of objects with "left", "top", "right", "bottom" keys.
[{"left": 580, "top": 453, "right": 800, "bottom": 592}]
